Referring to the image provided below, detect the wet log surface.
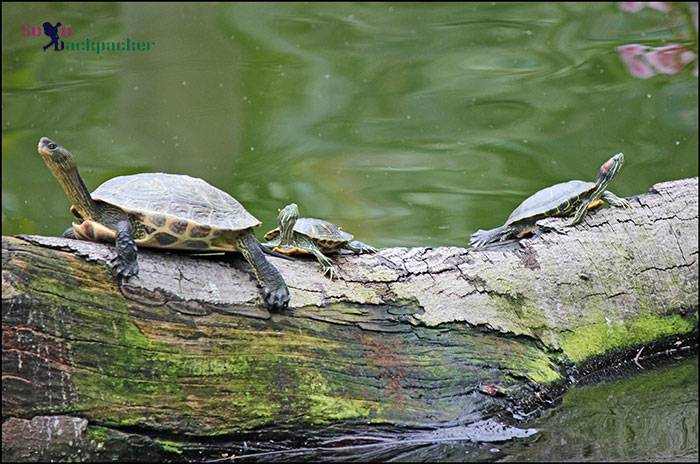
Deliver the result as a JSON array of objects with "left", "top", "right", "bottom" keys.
[{"left": 2, "top": 177, "right": 698, "bottom": 462}]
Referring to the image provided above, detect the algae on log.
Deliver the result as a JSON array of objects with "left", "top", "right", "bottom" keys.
[{"left": 2, "top": 177, "right": 698, "bottom": 461}]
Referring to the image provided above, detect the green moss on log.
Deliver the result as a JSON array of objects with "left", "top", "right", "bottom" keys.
[
  {"left": 154, "top": 439, "right": 184, "bottom": 455},
  {"left": 9, "top": 241, "right": 569, "bottom": 434},
  {"left": 562, "top": 313, "right": 696, "bottom": 363}
]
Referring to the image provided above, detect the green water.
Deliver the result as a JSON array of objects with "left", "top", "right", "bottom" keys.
[
  {"left": 1, "top": 3, "right": 698, "bottom": 461},
  {"left": 500, "top": 357, "right": 699, "bottom": 462},
  {"left": 1, "top": 2, "right": 697, "bottom": 246}
]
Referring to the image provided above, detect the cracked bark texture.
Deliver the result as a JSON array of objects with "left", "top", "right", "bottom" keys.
[{"left": 2, "top": 177, "right": 698, "bottom": 462}]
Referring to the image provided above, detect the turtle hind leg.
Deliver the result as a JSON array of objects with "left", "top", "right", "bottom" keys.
[
  {"left": 237, "top": 231, "right": 290, "bottom": 311},
  {"left": 469, "top": 225, "right": 512, "bottom": 248},
  {"left": 344, "top": 240, "right": 377, "bottom": 254},
  {"left": 111, "top": 220, "right": 139, "bottom": 279}
]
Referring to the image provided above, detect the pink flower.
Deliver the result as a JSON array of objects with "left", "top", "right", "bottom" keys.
[
  {"left": 617, "top": 43, "right": 698, "bottom": 78},
  {"left": 618, "top": 2, "right": 671, "bottom": 13},
  {"left": 617, "top": 44, "right": 656, "bottom": 79},
  {"left": 645, "top": 45, "right": 697, "bottom": 74},
  {"left": 619, "top": 2, "right": 644, "bottom": 12}
]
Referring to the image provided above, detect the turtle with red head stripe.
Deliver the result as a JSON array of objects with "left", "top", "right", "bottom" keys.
[
  {"left": 261, "top": 203, "right": 377, "bottom": 280},
  {"left": 37, "top": 137, "right": 290, "bottom": 311},
  {"left": 470, "top": 153, "right": 630, "bottom": 248}
]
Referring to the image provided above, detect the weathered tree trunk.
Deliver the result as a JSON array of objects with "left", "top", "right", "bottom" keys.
[{"left": 2, "top": 177, "right": 698, "bottom": 461}]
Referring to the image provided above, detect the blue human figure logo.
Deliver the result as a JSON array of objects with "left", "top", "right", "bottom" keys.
[{"left": 42, "top": 21, "right": 64, "bottom": 51}]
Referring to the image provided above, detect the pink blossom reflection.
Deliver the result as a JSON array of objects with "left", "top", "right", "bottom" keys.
[
  {"left": 617, "top": 44, "right": 697, "bottom": 79},
  {"left": 618, "top": 2, "right": 672, "bottom": 13},
  {"left": 646, "top": 45, "right": 697, "bottom": 74},
  {"left": 617, "top": 44, "right": 656, "bottom": 79}
]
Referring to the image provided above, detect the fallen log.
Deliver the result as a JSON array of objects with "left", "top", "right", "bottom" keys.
[{"left": 2, "top": 177, "right": 698, "bottom": 461}]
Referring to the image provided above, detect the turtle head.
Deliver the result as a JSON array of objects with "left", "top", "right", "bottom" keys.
[
  {"left": 598, "top": 153, "right": 624, "bottom": 181},
  {"left": 594, "top": 152, "right": 624, "bottom": 194},
  {"left": 277, "top": 203, "right": 299, "bottom": 245},
  {"left": 38, "top": 137, "right": 97, "bottom": 220},
  {"left": 278, "top": 203, "right": 300, "bottom": 224},
  {"left": 38, "top": 137, "right": 78, "bottom": 171}
]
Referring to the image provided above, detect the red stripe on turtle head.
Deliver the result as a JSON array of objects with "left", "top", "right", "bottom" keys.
[{"left": 602, "top": 158, "right": 615, "bottom": 173}]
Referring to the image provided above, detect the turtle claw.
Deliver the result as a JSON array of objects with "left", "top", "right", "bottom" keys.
[
  {"left": 360, "top": 245, "right": 378, "bottom": 254},
  {"left": 263, "top": 285, "right": 290, "bottom": 312},
  {"left": 321, "top": 264, "right": 339, "bottom": 280},
  {"left": 111, "top": 255, "right": 139, "bottom": 280}
]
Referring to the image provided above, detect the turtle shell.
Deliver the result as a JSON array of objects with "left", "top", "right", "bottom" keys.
[
  {"left": 294, "top": 218, "right": 353, "bottom": 242},
  {"left": 506, "top": 180, "right": 595, "bottom": 225},
  {"left": 265, "top": 218, "right": 353, "bottom": 247},
  {"left": 91, "top": 173, "right": 261, "bottom": 233}
]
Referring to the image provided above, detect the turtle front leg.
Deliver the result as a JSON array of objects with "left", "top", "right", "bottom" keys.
[
  {"left": 237, "top": 231, "right": 290, "bottom": 311},
  {"left": 306, "top": 243, "right": 339, "bottom": 280},
  {"left": 602, "top": 190, "right": 631, "bottom": 208},
  {"left": 344, "top": 240, "right": 378, "bottom": 254},
  {"left": 567, "top": 198, "right": 595, "bottom": 227},
  {"left": 567, "top": 191, "right": 630, "bottom": 227},
  {"left": 111, "top": 220, "right": 139, "bottom": 279},
  {"left": 62, "top": 227, "right": 77, "bottom": 239}
]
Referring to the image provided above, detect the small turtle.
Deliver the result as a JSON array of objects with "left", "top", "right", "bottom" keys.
[
  {"left": 261, "top": 203, "right": 377, "bottom": 279},
  {"left": 37, "top": 137, "right": 289, "bottom": 310},
  {"left": 470, "top": 153, "right": 630, "bottom": 248}
]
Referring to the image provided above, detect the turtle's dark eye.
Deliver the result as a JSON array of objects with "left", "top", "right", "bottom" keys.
[{"left": 48, "top": 143, "right": 57, "bottom": 150}]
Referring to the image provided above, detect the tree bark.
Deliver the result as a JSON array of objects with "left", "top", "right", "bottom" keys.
[{"left": 2, "top": 177, "right": 698, "bottom": 461}]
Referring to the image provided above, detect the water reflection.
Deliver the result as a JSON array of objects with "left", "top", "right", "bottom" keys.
[
  {"left": 501, "top": 357, "right": 698, "bottom": 462},
  {"left": 616, "top": 2, "right": 698, "bottom": 78}
]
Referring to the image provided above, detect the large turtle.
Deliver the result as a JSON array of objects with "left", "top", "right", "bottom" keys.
[
  {"left": 37, "top": 137, "right": 289, "bottom": 310},
  {"left": 469, "top": 153, "right": 630, "bottom": 248},
  {"left": 261, "top": 203, "right": 376, "bottom": 279}
]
